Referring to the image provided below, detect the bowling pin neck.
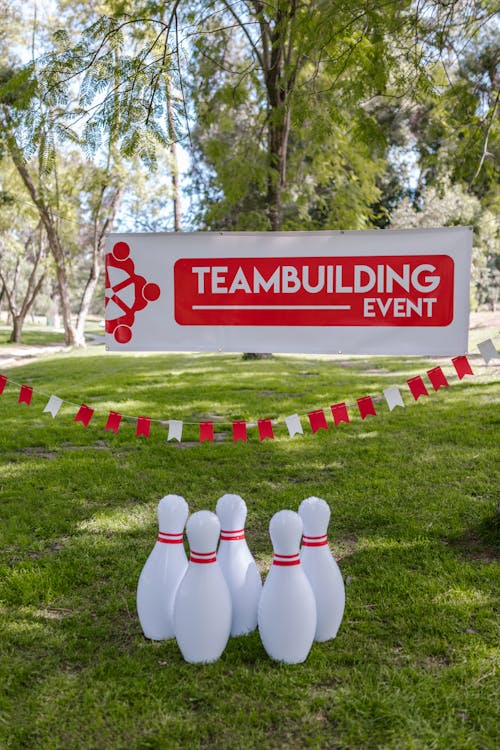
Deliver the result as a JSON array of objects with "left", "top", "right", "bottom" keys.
[
  {"left": 301, "top": 533, "right": 328, "bottom": 547},
  {"left": 157, "top": 531, "right": 184, "bottom": 545},
  {"left": 220, "top": 528, "right": 245, "bottom": 541},
  {"left": 273, "top": 552, "right": 301, "bottom": 566},
  {"left": 190, "top": 549, "right": 217, "bottom": 564}
]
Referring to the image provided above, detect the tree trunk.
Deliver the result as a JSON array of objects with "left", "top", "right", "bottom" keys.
[
  {"left": 6, "top": 136, "right": 79, "bottom": 346},
  {"left": 165, "top": 76, "right": 182, "bottom": 232},
  {"left": 262, "top": 2, "right": 296, "bottom": 232},
  {"left": 50, "top": 236, "right": 78, "bottom": 347},
  {"left": 74, "top": 239, "right": 101, "bottom": 346},
  {"left": 9, "top": 314, "right": 25, "bottom": 344},
  {"left": 74, "top": 181, "right": 124, "bottom": 345}
]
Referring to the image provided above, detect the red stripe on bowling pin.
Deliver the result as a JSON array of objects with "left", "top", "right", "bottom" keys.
[
  {"left": 190, "top": 549, "right": 217, "bottom": 564},
  {"left": 157, "top": 531, "right": 184, "bottom": 544},
  {"left": 302, "top": 534, "right": 328, "bottom": 547},
  {"left": 220, "top": 528, "right": 245, "bottom": 541},
  {"left": 273, "top": 552, "right": 300, "bottom": 567}
]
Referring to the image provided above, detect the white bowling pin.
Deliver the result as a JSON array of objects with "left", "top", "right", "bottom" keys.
[
  {"left": 136, "top": 494, "right": 189, "bottom": 640},
  {"left": 257, "top": 510, "right": 317, "bottom": 664},
  {"left": 173, "top": 510, "right": 232, "bottom": 663},
  {"left": 298, "top": 496, "right": 345, "bottom": 641},
  {"left": 216, "top": 493, "right": 262, "bottom": 636}
]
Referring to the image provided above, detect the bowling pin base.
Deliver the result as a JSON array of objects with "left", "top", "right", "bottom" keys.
[
  {"left": 180, "top": 652, "right": 225, "bottom": 665},
  {"left": 141, "top": 630, "right": 175, "bottom": 641},
  {"left": 231, "top": 626, "right": 257, "bottom": 637},
  {"left": 262, "top": 649, "right": 311, "bottom": 665},
  {"left": 315, "top": 629, "right": 339, "bottom": 643}
]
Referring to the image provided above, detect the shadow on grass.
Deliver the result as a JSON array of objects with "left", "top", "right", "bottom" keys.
[
  {"left": 0, "top": 349, "right": 498, "bottom": 747},
  {"left": 1, "top": 532, "right": 498, "bottom": 749},
  {"left": 445, "top": 506, "right": 500, "bottom": 563}
]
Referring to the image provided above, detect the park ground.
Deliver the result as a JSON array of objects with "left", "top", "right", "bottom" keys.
[{"left": 0, "top": 312, "right": 498, "bottom": 749}]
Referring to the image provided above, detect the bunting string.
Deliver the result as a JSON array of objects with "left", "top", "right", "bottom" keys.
[{"left": 1, "top": 339, "right": 498, "bottom": 444}]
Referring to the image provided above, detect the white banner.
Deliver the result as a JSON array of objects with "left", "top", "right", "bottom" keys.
[{"left": 105, "top": 228, "right": 472, "bottom": 355}]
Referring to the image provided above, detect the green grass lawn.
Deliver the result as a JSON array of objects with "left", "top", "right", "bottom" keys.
[
  {"left": 0, "top": 325, "right": 67, "bottom": 347},
  {"left": 0, "top": 345, "right": 498, "bottom": 749}
]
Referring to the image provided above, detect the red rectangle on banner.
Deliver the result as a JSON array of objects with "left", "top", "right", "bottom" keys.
[{"left": 174, "top": 255, "right": 454, "bottom": 327}]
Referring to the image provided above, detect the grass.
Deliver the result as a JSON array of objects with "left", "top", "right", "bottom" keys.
[
  {"left": 0, "top": 342, "right": 498, "bottom": 749},
  {"left": 0, "top": 325, "right": 67, "bottom": 347}
]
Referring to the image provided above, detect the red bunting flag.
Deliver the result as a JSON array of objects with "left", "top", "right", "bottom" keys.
[
  {"left": 18, "top": 385, "right": 33, "bottom": 406},
  {"left": 307, "top": 409, "right": 328, "bottom": 433},
  {"left": 427, "top": 366, "right": 449, "bottom": 391},
  {"left": 74, "top": 404, "right": 94, "bottom": 426},
  {"left": 331, "top": 402, "right": 350, "bottom": 425},
  {"left": 452, "top": 355, "right": 474, "bottom": 379},
  {"left": 200, "top": 421, "right": 214, "bottom": 442},
  {"left": 105, "top": 411, "right": 122, "bottom": 433},
  {"left": 357, "top": 396, "right": 376, "bottom": 419},
  {"left": 407, "top": 376, "right": 429, "bottom": 401},
  {"left": 136, "top": 416, "right": 151, "bottom": 437},
  {"left": 0, "top": 374, "right": 7, "bottom": 395},
  {"left": 258, "top": 419, "right": 274, "bottom": 441},
  {"left": 232, "top": 421, "right": 247, "bottom": 442}
]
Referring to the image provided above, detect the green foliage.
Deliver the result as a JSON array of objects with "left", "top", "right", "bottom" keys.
[
  {"left": 0, "top": 342, "right": 498, "bottom": 748},
  {"left": 391, "top": 180, "right": 499, "bottom": 310}
]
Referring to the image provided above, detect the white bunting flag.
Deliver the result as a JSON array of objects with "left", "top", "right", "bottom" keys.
[
  {"left": 383, "top": 386, "right": 405, "bottom": 411},
  {"left": 285, "top": 413, "right": 303, "bottom": 437},
  {"left": 168, "top": 419, "right": 183, "bottom": 441},
  {"left": 43, "top": 394, "right": 63, "bottom": 418},
  {"left": 477, "top": 339, "right": 499, "bottom": 365}
]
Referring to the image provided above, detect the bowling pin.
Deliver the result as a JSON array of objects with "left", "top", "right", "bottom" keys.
[
  {"left": 216, "top": 493, "right": 262, "bottom": 636},
  {"left": 257, "top": 510, "right": 317, "bottom": 664},
  {"left": 136, "top": 494, "right": 189, "bottom": 640},
  {"left": 174, "top": 510, "right": 232, "bottom": 663},
  {"left": 298, "top": 496, "right": 345, "bottom": 641}
]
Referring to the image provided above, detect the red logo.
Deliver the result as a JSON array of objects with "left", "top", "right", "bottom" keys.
[
  {"left": 105, "top": 242, "right": 161, "bottom": 344},
  {"left": 174, "top": 255, "right": 454, "bottom": 327}
]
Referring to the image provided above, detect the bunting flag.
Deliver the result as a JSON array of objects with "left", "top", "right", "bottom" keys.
[
  {"left": 74, "top": 404, "right": 94, "bottom": 426},
  {"left": 308, "top": 409, "right": 328, "bottom": 433},
  {"left": 0, "top": 337, "right": 497, "bottom": 445},
  {"left": 285, "top": 413, "right": 303, "bottom": 437},
  {"left": 258, "top": 419, "right": 274, "bottom": 441},
  {"left": 331, "top": 402, "right": 350, "bottom": 425},
  {"left": 478, "top": 338, "right": 499, "bottom": 365},
  {"left": 407, "top": 376, "right": 429, "bottom": 401},
  {"left": 200, "top": 421, "right": 214, "bottom": 443},
  {"left": 232, "top": 421, "right": 247, "bottom": 443},
  {"left": 426, "top": 366, "right": 449, "bottom": 391},
  {"left": 452, "top": 355, "right": 474, "bottom": 379},
  {"left": 383, "top": 386, "right": 404, "bottom": 411},
  {"left": 357, "top": 396, "right": 376, "bottom": 419},
  {"left": 136, "top": 416, "right": 151, "bottom": 438},
  {"left": 18, "top": 385, "right": 33, "bottom": 406},
  {"left": 43, "top": 395, "right": 63, "bottom": 418},
  {"left": 105, "top": 411, "right": 122, "bottom": 433},
  {"left": 167, "top": 419, "right": 183, "bottom": 442}
]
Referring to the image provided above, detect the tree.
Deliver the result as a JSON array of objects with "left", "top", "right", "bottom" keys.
[
  {"left": 48, "top": 0, "right": 186, "bottom": 231},
  {"left": 45, "top": 1, "right": 497, "bottom": 234},
  {"left": 0, "top": 52, "right": 126, "bottom": 346},
  {"left": 0, "top": 163, "right": 48, "bottom": 342},
  {"left": 386, "top": 15, "right": 499, "bottom": 308}
]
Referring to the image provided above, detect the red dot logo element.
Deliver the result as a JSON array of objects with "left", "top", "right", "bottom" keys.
[
  {"left": 143, "top": 282, "right": 161, "bottom": 302},
  {"left": 105, "top": 242, "right": 162, "bottom": 344},
  {"left": 114, "top": 325, "right": 133, "bottom": 344},
  {"left": 112, "top": 242, "right": 131, "bottom": 262}
]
